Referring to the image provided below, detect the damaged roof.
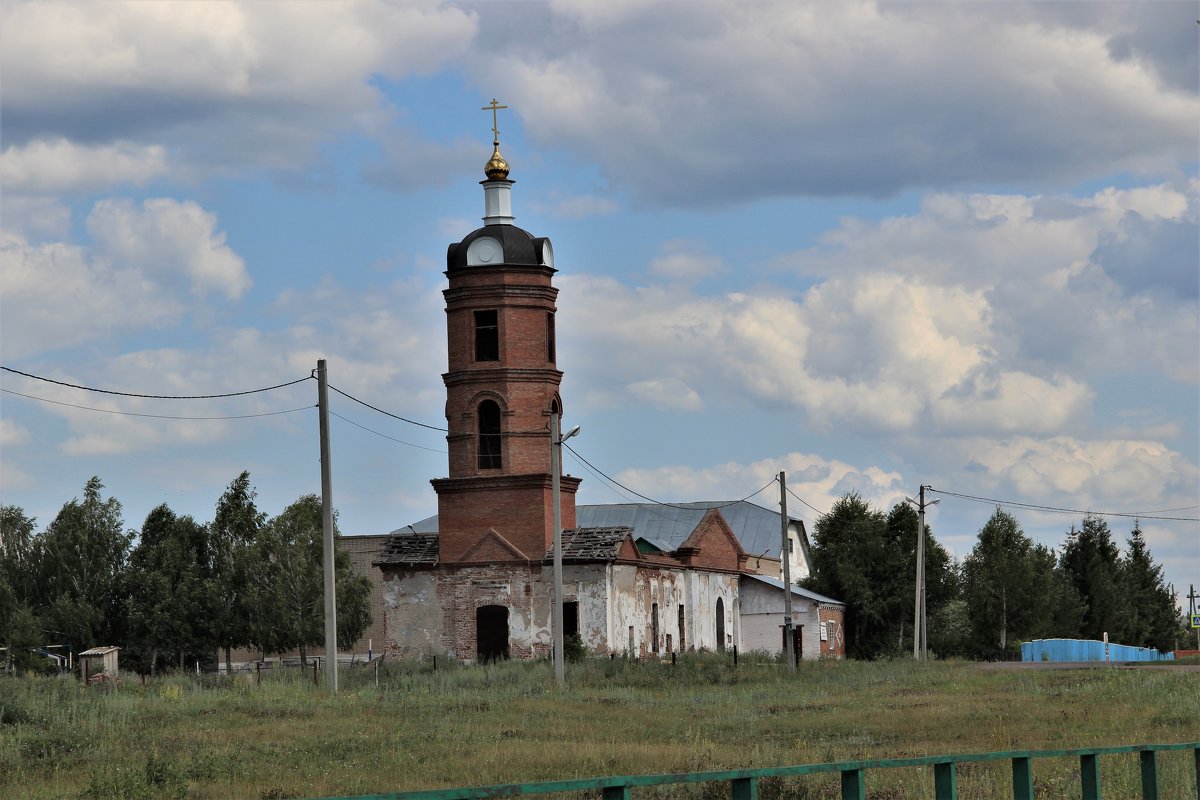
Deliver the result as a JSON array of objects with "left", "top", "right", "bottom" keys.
[
  {"left": 546, "top": 526, "right": 633, "bottom": 561},
  {"left": 373, "top": 531, "right": 439, "bottom": 566}
]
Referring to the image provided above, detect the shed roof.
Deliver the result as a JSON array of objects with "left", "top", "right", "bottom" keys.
[{"left": 79, "top": 646, "right": 120, "bottom": 656}]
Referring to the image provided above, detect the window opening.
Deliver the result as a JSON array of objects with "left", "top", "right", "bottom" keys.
[
  {"left": 651, "top": 602, "right": 659, "bottom": 653},
  {"left": 547, "top": 312, "right": 556, "bottom": 363},
  {"left": 715, "top": 597, "right": 725, "bottom": 651},
  {"left": 678, "top": 604, "right": 685, "bottom": 652},
  {"left": 475, "top": 310, "right": 499, "bottom": 362},
  {"left": 478, "top": 400, "right": 502, "bottom": 469},
  {"left": 564, "top": 601, "right": 579, "bottom": 639}
]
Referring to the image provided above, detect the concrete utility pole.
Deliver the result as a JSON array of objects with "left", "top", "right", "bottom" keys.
[
  {"left": 316, "top": 359, "right": 338, "bottom": 693},
  {"left": 906, "top": 485, "right": 937, "bottom": 661},
  {"left": 780, "top": 471, "right": 795, "bottom": 671},
  {"left": 550, "top": 413, "right": 579, "bottom": 687}
]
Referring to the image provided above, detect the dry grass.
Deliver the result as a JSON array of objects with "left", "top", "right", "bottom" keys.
[{"left": 1, "top": 655, "right": 1196, "bottom": 799}]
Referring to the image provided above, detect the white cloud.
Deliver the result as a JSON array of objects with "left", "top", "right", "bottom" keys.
[
  {"left": 15, "top": 275, "right": 448, "bottom": 457},
  {"left": 2, "top": 0, "right": 478, "bottom": 177},
  {"left": 952, "top": 436, "right": 1198, "bottom": 513},
  {"left": 0, "top": 419, "right": 31, "bottom": 447},
  {"left": 626, "top": 378, "right": 702, "bottom": 412},
  {"left": 0, "top": 231, "right": 182, "bottom": 359},
  {"left": 0, "top": 138, "right": 167, "bottom": 194},
  {"left": 609, "top": 450, "right": 905, "bottom": 517},
  {"left": 87, "top": 198, "right": 250, "bottom": 300},
  {"left": 649, "top": 240, "right": 725, "bottom": 282},
  {"left": 0, "top": 196, "right": 71, "bottom": 240},
  {"left": 0, "top": 197, "right": 249, "bottom": 358},
  {"left": 467, "top": 1, "right": 1198, "bottom": 204}
]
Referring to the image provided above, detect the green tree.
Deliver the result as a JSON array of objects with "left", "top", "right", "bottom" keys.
[
  {"left": 962, "top": 508, "right": 1059, "bottom": 653},
  {"left": 210, "top": 472, "right": 265, "bottom": 672},
  {"left": 126, "top": 505, "right": 216, "bottom": 673},
  {"left": 1, "top": 505, "right": 40, "bottom": 670},
  {"left": 1059, "top": 514, "right": 1131, "bottom": 642},
  {"left": 248, "top": 495, "right": 372, "bottom": 665},
  {"left": 32, "top": 477, "right": 131, "bottom": 651},
  {"left": 802, "top": 493, "right": 890, "bottom": 659},
  {"left": 883, "top": 502, "right": 957, "bottom": 654},
  {"left": 1121, "top": 522, "right": 1180, "bottom": 652}
]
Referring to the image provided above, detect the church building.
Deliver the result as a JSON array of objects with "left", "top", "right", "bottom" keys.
[{"left": 373, "top": 116, "right": 843, "bottom": 662}]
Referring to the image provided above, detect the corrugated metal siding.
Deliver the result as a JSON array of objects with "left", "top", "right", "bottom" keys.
[{"left": 1021, "top": 638, "right": 1175, "bottom": 662}]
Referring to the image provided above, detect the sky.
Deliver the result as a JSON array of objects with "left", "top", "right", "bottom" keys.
[{"left": 1, "top": 1, "right": 1197, "bottom": 612}]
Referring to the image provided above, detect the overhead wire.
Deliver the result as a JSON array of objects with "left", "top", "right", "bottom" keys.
[
  {"left": 785, "top": 485, "right": 827, "bottom": 518},
  {"left": 1, "top": 388, "right": 314, "bottom": 421},
  {"left": 329, "top": 411, "right": 446, "bottom": 454},
  {"left": 1, "top": 365, "right": 311, "bottom": 399},
  {"left": 926, "top": 486, "right": 1200, "bottom": 522},
  {"left": 563, "top": 442, "right": 777, "bottom": 510},
  {"left": 327, "top": 384, "right": 447, "bottom": 432}
]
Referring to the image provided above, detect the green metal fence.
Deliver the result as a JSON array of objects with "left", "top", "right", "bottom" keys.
[{"left": 324, "top": 742, "right": 1199, "bottom": 800}]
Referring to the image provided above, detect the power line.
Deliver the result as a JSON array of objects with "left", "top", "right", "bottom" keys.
[
  {"left": 1, "top": 388, "right": 315, "bottom": 420},
  {"left": 785, "top": 485, "right": 827, "bottom": 518},
  {"left": 563, "top": 442, "right": 777, "bottom": 510},
  {"left": 327, "top": 385, "right": 447, "bottom": 432},
  {"left": 1, "top": 365, "right": 311, "bottom": 399},
  {"left": 329, "top": 411, "right": 446, "bottom": 454},
  {"left": 926, "top": 487, "right": 1200, "bottom": 522}
]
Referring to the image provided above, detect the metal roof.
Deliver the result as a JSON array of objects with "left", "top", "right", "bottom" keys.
[
  {"left": 741, "top": 573, "right": 843, "bottom": 606},
  {"left": 575, "top": 501, "right": 802, "bottom": 556},
  {"left": 382, "top": 501, "right": 807, "bottom": 560}
]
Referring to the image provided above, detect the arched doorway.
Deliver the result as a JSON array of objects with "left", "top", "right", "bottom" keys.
[
  {"left": 476, "top": 605, "right": 509, "bottom": 663},
  {"left": 715, "top": 597, "right": 725, "bottom": 651}
]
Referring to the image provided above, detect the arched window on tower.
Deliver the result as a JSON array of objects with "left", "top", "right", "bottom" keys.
[{"left": 478, "top": 400, "right": 502, "bottom": 469}]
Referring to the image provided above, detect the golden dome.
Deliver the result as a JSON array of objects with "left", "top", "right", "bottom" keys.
[{"left": 484, "top": 141, "right": 510, "bottom": 180}]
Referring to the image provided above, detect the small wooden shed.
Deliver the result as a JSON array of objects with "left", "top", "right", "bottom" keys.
[{"left": 78, "top": 646, "right": 120, "bottom": 683}]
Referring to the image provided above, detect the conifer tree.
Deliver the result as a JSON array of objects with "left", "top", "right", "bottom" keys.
[
  {"left": 1059, "top": 514, "right": 1131, "bottom": 642},
  {"left": 1122, "top": 522, "right": 1180, "bottom": 652}
]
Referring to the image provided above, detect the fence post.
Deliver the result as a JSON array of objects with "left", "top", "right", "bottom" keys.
[
  {"left": 1011, "top": 756, "right": 1033, "bottom": 800},
  {"left": 1140, "top": 750, "right": 1159, "bottom": 800},
  {"left": 1080, "top": 753, "right": 1100, "bottom": 800},
  {"left": 840, "top": 768, "right": 865, "bottom": 800},
  {"left": 1193, "top": 746, "right": 1199, "bottom": 800},
  {"left": 731, "top": 777, "right": 758, "bottom": 800},
  {"left": 933, "top": 762, "right": 956, "bottom": 799}
]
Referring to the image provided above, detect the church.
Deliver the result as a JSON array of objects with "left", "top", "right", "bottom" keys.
[{"left": 372, "top": 114, "right": 844, "bottom": 663}]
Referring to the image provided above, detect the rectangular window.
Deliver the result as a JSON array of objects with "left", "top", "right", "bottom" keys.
[
  {"left": 788, "top": 537, "right": 795, "bottom": 554},
  {"left": 651, "top": 603, "right": 659, "bottom": 653},
  {"left": 820, "top": 622, "right": 828, "bottom": 642},
  {"left": 547, "top": 312, "right": 556, "bottom": 363},
  {"left": 564, "top": 601, "right": 579, "bottom": 639},
  {"left": 677, "top": 604, "right": 685, "bottom": 652},
  {"left": 474, "top": 310, "right": 499, "bottom": 361}
]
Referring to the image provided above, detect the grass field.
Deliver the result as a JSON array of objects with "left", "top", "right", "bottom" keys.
[{"left": 1, "top": 655, "right": 1197, "bottom": 799}]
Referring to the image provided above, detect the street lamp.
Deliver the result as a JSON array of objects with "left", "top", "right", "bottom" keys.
[{"left": 550, "top": 412, "right": 580, "bottom": 687}]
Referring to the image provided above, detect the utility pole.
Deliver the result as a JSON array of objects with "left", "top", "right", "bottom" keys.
[
  {"left": 549, "top": 413, "right": 579, "bottom": 687},
  {"left": 906, "top": 485, "right": 938, "bottom": 661},
  {"left": 1189, "top": 584, "right": 1199, "bottom": 651},
  {"left": 780, "top": 471, "right": 795, "bottom": 671},
  {"left": 316, "top": 359, "right": 338, "bottom": 693},
  {"left": 550, "top": 411, "right": 565, "bottom": 687}
]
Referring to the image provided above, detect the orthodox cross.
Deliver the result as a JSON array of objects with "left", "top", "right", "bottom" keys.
[{"left": 482, "top": 98, "right": 508, "bottom": 143}]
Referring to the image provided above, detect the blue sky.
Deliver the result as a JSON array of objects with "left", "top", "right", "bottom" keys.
[{"left": 2, "top": 0, "right": 1197, "bottom": 610}]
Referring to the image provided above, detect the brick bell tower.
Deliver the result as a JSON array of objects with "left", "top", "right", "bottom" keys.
[{"left": 432, "top": 107, "right": 581, "bottom": 564}]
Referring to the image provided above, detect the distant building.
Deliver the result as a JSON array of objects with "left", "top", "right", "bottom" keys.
[{"left": 368, "top": 127, "right": 844, "bottom": 662}]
